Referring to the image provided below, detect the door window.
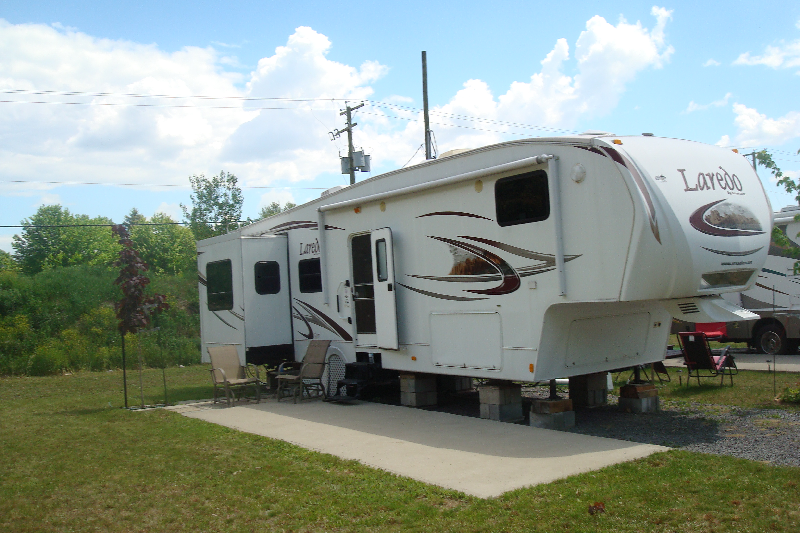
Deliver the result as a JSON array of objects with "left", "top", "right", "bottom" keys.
[
  {"left": 351, "top": 234, "right": 376, "bottom": 334},
  {"left": 375, "top": 239, "right": 388, "bottom": 282}
]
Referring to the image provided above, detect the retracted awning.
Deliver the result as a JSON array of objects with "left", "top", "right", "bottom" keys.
[{"left": 660, "top": 296, "right": 759, "bottom": 323}]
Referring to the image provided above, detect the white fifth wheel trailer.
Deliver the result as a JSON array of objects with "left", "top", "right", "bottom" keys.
[{"left": 197, "top": 134, "right": 771, "bottom": 388}]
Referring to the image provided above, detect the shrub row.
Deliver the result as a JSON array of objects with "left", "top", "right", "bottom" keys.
[{"left": 0, "top": 265, "right": 200, "bottom": 376}]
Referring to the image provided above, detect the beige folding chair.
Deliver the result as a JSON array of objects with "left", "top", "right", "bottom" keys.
[
  {"left": 276, "top": 340, "right": 331, "bottom": 403},
  {"left": 208, "top": 345, "right": 261, "bottom": 406}
]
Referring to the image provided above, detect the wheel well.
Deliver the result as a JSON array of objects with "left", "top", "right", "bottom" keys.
[{"left": 751, "top": 318, "right": 785, "bottom": 342}]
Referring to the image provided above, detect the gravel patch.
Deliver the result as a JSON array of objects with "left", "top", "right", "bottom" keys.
[
  {"left": 409, "top": 388, "right": 800, "bottom": 468},
  {"left": 569, "top": 401, "right": 800, "bottom": 467}
]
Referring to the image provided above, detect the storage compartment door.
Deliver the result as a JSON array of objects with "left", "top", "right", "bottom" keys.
[
  {"left": 371, "top": 228, "right": 399, "bottom": 350},
  {"left": 242, "top": 235, "right": 292, "bottom": 349}
]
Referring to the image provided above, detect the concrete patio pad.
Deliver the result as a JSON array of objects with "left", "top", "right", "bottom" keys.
[{"left": 169, "top": 399, "right": 666, "bottom": 498}]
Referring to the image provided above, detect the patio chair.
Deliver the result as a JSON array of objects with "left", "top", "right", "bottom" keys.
[
  {"left": 276, "top": 340, "right": 331, "bottom": 403},
  {"left": 208, "top": 345, "right": 261, "bottom": 406},
  {"left": 677, "top": 332, "right": 738, "bottom": 386}
]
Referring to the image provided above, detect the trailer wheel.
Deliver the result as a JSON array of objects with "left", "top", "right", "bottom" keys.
[{"left": 755, "top": 324, "right": 789, "bottom": 355}]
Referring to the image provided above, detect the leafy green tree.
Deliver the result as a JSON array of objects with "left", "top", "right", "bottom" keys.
[
  {"left": 180, "top": 171, "right": 243, "bottom": 240},
  {"left": 12, "top": 205, "right": 119, "bottom": 275},
  {"left": 258, "top": 201, "right": 297, "bottom": 219},
  {"left": 128, "top": 211, "right": 196, "bottom": 275},
  {"left": 0, "top": 250, "right": 16, "bottom": 272},
  {"left": 758, "top": 148, "right": 800, "bottom": 205}
]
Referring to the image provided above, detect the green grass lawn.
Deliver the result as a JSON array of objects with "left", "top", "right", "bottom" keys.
[{"left": 2, "top": 366, "right": 800, "bottom": 532}]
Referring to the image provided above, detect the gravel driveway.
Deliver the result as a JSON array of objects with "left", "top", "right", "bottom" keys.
[
  {"left": 413, "top": 389, "right": 800, "bottom": 467},
  {"left": 569, "top": 400, "right": 800, "bottom": 467}
]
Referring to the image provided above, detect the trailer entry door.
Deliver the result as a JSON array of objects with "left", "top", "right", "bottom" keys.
[{"left": 371, "top": 228, "right": 399, "bottom": 350}]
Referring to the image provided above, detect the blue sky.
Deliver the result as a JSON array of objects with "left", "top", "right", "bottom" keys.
[{"left": 1, "top": 1, "right": 799, "bottom": 252}]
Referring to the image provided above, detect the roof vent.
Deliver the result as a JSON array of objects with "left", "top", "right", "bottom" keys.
[
  {"left": 579, "top": 130, "right": 614, "bottom": 136},
  {"left": 320, "top": 185, "right": 344, "bottom": 198},
  {"left": 438, "top": 148, "right": 472, "bottom": 158}
]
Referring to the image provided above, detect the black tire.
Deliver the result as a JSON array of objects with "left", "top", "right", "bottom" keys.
[{"left": 755, "top": 324, "right": 789, "bottom": 355}]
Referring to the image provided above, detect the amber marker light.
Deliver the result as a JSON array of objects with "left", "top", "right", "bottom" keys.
[
  {"left": 612, "top": 139, "right": 623, "bottom": 145},
  {"left": 529, "top": 364, "right": 534, "bottom": 373},
  {"left": 411, "top": 356, "right": 417, "bottom": 361},
  {"left": 354, "top": 207, "right": 361, "bottom": 214},
  {"left": 732, "top": 148, "right": 739, "bottom": 153}
]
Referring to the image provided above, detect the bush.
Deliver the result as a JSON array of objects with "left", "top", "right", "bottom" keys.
[
  {"left": 779, "top": 384, "right": 800, "bottom": 404},
  {"left": 0, "top": 265, "right": 200, "bottom": 375}
]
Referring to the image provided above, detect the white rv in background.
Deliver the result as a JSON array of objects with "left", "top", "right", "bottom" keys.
[
  {"left": 717, "top": 206, "right": 800, "bottom": 354},
  {"left": 197, "top": 134, "right": 771, "bottom": 390}
]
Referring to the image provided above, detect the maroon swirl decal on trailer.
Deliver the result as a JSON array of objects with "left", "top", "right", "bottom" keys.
[{"left": 689, "top": 200, "right": 765, "bottom": 237}]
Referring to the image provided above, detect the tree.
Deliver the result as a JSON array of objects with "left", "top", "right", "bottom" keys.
[
  {"left": 757, "top": 150, "right": 800, "bottom": 254},
  {"left": 181, "top": 171, "right": 244, "bottom": 240},
  {"left": 112, "top": 224, "right": 168, "bottom": 408},
  {"left": 0, "top": 250, "right": 16, "bottom": 272},
  {"left": 759, "top": 148, "right": 800, "bottom": 205},
  {"left": 12, "top": 205, "right": 119, "bottom": 275},
  {"left": 258, "top": 201, "right": 297, "bottom": 219},
  {"left": 126, "top": 210, "right": 195, "bottom": 275}
]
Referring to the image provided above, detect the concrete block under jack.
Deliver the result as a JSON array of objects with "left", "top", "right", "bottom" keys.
[
  {"left": 478, "top": 383, "right": 523, "bottom": 421},
  {"left": 569, "top": 372, "right": 609, "bottom": 409},
  {"left": 399, "top": 374, "right": 437, "bottom": 394},
  {"left": 619, "top": 395, "right": 660, "bottom": 413},
  {"left": 530, "top": 398, "right": 573, "bottom": 414},
  {"left": 480, "top": 402, "right": 523, "bottom": 421},
  {"left": 478, "top": 384, "right": 521, "bottom": 405},
  {"left": 401, "top": 391, "right": 438, "bottom": 407},
  {"left": 530, "top": 410, "right": 576, "bottom": 430}
]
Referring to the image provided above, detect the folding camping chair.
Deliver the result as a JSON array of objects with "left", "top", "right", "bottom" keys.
[
  {"left": 677, "top": 332, "right": 738, "bottom": 386},
  {"left": 276, "top": 340, "right": 331, "bottom": 403},
  {"left": 208, "top": 345, "right": 261, "bottom": 406}
]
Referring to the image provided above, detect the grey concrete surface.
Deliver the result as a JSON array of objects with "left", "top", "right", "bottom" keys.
[{"left": 168, "top": 398, "right": 666, "bottom": 498}]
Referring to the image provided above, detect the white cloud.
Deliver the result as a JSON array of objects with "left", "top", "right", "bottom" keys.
[
  {"left": 734, "top": 40, "right": 800, "bottom": 70},
  {"left": 703, "top": 59, "right": 721, "bottom": 67},
  {"left": 39, "top": 193, "right": 61, "bottom": 206},
  {"left": 154, "top": 202, "right": 181, "bottom": 220},
  {"left": 0, "top": 11, "right": 672, "bottom": 196},
  {"left": 684, "top": 92, "right": 732, "bottom": 113},
  {"left": 0, "top": 234, "right": 12, "bottom": 253},
  {"left": 360, "top": 6, "right": 675, "bottom": 164},
  {"left": 716, "top": 135, "right": 731, "bottom": 147},
  {"left": 725, "top": 103, "right": 800, "bottom": 146},
  {"left": 257, "top": 189, "right": 297, "bottom": 210}
]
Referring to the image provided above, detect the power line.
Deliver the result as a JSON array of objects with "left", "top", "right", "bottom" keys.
[
  {"left": 0, "top": 221, "right": 251, "bottom": 228},
  {"left": 0, "top": 180, "right": 332, "bottom": 189},
  {"left": 1, "top": 88, "right": 350, "bottom": 103}
]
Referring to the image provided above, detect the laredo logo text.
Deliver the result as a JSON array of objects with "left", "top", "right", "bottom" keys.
[
  {"left": 299, "top": 238, "right": 320, "bottom": 256},
  {"left": 678, "top": 167, "right": 743, "bottom": 193}
]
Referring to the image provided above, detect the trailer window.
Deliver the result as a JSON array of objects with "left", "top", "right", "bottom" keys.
[
  {"left": 207, "top": 259, "right": 234, "bottom": 311},
  {"left": 298, "top": 258, "right": 322, "bottom": 293},
  {"left": 495, "top": 170, "right": 550, "bottom": 227},
  {"left": 254, "top": 261, "right": 280, "bottom": 295}
]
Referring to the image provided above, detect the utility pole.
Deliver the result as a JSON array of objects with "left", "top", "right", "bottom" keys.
[
  {"left": 330, "top": 102, "right": 365, "bottom": 185},
  {"left": 422, "top": 51, "right": 433, "bottom": 160},
  {"left": 743, "top": 151, "right": 757, "bottom": 171}
]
